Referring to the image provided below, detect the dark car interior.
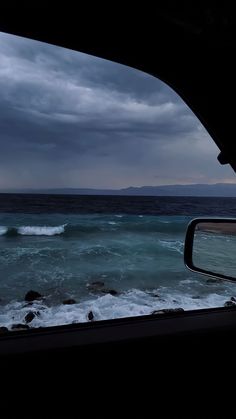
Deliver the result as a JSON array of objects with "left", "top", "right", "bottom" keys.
[{"left": 0, "top": 3, "right": 236, "bottom": 416}]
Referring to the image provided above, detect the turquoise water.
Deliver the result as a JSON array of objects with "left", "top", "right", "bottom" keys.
[
  {"left": 0, "top": 213, "right": 190, "bottom": 301},
  {"left": 1, "top": 212, "right": 236, "bottom": 329}
]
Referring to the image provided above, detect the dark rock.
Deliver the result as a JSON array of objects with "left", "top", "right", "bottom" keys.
[
  {"left": 0, "top": 327, "right": 8, "bottom": 333},
  {"left": 87, "top": 281, "right": 118, "bottom": 296},
  {"left": 192, "top": 296, "right": 201, "bottom": 299},
  {"left": 11, "top": 324, "right": 30, "bottom": 330},
  {"left": 151, "top": 310, "right": 165, "bottom": 315},
  {"left": 147, "top": 292, "right": 160, "bottom": 298},
  {"left": 25, "top": 290, "right": 42, "bottom": 302},
  {"left": 25, "top": 312, "right": 35, "bottom": 323},
  {"left": 88, "top": 311, "right": 94, "bottom": 321},
  {"left": 24, "top": 311, "right": 40, "bottom": 323},
  {"left": 87, "top": 281, "right": 105, "bottom": 291},
  {"left": 63, "top": 299, "right": 77, "bottom": 305},
  {"left": 231, "top": 297, "right": 236, "bottom": 302},
  {"left": 151, "top": 308, "right": 184, "bottom": 315},
  {"left": 224, "top": 300, "right": 236, "bottom": 307},
  {"left": 91, "top": 281, "right": 104, "bottom": 287},
  {"left": 206, "top": 278, "right": 221, "bottom": 284},
  {"left": 101, "top": 289, "right": 118, "bottom": 296},
  {"left": 164, "top": 308, "right": 184, "bottom": 313}
]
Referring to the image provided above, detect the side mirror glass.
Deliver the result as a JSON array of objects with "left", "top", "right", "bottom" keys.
[{"left": 184, "top": 218, "right": 236, "bottom": 281}]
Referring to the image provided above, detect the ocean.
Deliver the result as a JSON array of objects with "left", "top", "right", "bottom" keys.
[{"left": 1, "top": 193, "right": 236, "bottom": 330}]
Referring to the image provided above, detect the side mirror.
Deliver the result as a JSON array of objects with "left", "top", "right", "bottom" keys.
[{"left": 184, "top": 218, "right": 236, "bottom": 282}]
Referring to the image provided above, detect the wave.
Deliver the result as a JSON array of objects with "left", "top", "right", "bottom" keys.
[
  {"left": 0, "top": 217, "right": 187, "bottom": 238},
  {"left": 17, "top": 225, "right": 67, "bottom": 236},
  {"left": 0, "top": 225, "right": 67, "bottom": 236},
  {"left": 61, "top": 221, "right": 186, "bottom": 238},
  {"left": 0, "top": 226, "right": 8, "bottom": 236}
]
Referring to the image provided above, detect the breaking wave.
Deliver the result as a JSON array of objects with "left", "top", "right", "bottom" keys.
[
  {"left": 17, "top": 225, "right": 67, "bottom": 236},
  {"left": 0, "top": 225, "right": 67, "bottom": 236},
  {"left": 0, "top": 226, "right": 8, "bottom": 236}
]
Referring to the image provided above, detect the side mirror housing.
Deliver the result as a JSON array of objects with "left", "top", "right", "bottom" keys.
[{"left": 184, "top": 218, "right": 236, "bottom": 282}]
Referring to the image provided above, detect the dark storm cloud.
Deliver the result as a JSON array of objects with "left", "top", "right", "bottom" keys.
[{"left": 0, "top": 31, "right": 234, "bottom": 189}]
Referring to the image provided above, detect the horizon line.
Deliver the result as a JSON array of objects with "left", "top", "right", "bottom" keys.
[{"left": 1, "top": 181, "right": 236, "bottom": 192}]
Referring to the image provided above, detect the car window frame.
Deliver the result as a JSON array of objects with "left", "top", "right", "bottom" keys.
[{"left": 0, "top": 26, "right": 236, "bottom": 358}]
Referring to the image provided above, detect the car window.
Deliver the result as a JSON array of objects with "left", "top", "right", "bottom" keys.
[{"left": 1, "top": 31, "right": 236, "bottom": 332}]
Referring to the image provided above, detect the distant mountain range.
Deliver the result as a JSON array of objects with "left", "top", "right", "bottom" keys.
[{"left": 2, "top": 183, "right": 236, "bottom": 197}]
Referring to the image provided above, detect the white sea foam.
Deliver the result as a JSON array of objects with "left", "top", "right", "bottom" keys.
[
  {"left": 159, "top": 240, "right": 184, "bottom": 254},
  {"left": 0, "top": 288, "right": 234, "bottom": 330},
  {"left": 17, "top": 224, "right": 66, "bottom": 236},
  {"left": 0, "top": 226, "right": 8, "bottom": 236},
  {"left": 179, "top": 279, "right": 199, "bottom": 285}
]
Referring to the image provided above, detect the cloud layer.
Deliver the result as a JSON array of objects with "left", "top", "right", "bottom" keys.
[{"left": 0, "top": 31, "right": 234, "bottom": 189}]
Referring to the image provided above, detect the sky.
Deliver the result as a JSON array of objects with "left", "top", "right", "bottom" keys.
[{"left": 0, "top": 31, "right": 235, "bottom": 190}]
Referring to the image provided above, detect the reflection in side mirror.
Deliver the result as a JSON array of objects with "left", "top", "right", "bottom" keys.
[{"left": 184, "top": 218, "right": 236, "bottom": 282}]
